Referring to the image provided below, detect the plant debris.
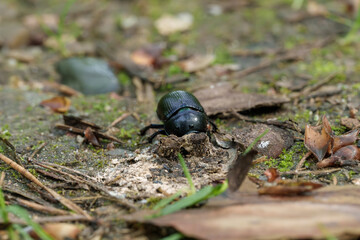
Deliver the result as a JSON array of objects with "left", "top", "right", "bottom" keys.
[{"left": 194, "top": 82, "right": 289, "bottom": 116}]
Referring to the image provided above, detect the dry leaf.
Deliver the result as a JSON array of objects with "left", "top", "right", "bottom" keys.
[
  {"left": 150, "top": 186, "right": 360, "bottom": 240},
  {"left": 264, "top": 168, "right": 279, "bottom": 182},
  {"left": 317, "top": 145, "right": 360, "bottom": 168},
  {"left": 130, "top": 43, "right": 166, "bottom": 68},
  {"left": 304, "top": 124, "right": 331, "bottom": 161},
  {"left": 155, "top": 13, "right": 193, "bottom": 36},
  {"left": 307, "top": 1, "right": 328, "bottom": 16},
  {"left": 227, "top": 150, "right": 257, "bottom": 192},
  {"left": 179, "top": 54, "right": 215, "bottom": 72},
  {"left": 332, "top": 129, "right": 359, "bottom": 153},
  {"left": 194, "top": 82, "right": 289, "bottom": 116},
  {"left": 84, "top": 127, "right": 101, "bottom": 147},
  {"left": 258, "top": 179, "right": 323, "bottom": 196},
  {"left": 340, "top": 117, "right": 360, "bottom": 129},
  {"left": 42, "top": 223, "right": 81, "bottom": 240},
  {"left": 40, "top": 96, "right": 71, "bottom": 113}
]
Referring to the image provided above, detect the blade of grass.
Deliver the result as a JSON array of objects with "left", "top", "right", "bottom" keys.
[
  {"left": 160, "top": 233, "right": 184, "bottom": 240},
  {"left": 153, "top": 185, "right": 214, "bottom": 217},
  {"left": 243, "top": 129, "right": 269, "bottom": 155},
  {"left": 178, "top": 153, "right": 195, "bottom": 195},
  {"left": 6, "top": 205, "right": 53, "bottom": 240},
  {"left": 12, "top": 224, "right": 34, "bottom": 240},
  {"left": 0, "top": 188, "right": 17, "bottom": 240},
  {"left": 153, "top": 190, "right": 183, "bottom": 211}
]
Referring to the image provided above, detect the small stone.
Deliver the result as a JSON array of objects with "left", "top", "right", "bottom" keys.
[
  {"left": 55, "top": 57, "right": 122, "bottom": 95},
  {"left": 233, "top": 124, "right": 294, "bottom": 158}
]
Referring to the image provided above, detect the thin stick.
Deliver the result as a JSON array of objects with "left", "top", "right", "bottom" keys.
[
  {"left": 28, "top": 142, "right": 47, "bottom": 162},
  {"left": 281, "top": 168, "right": 341, "bottom": 176},
  {"left": 108, "top": 113, "right": 131, "bottom": 128},
  {"left": 17, "top": 198, "right": 69, "bottom": 216},
  {"left": 0, "top": 172, "right": 5, "bottom": 187},
  {"left": 0, "top": 153, "right": 91, "bottom": 219},
  {"left": 295, "top": 151, "right": 312, "bottom": 171},
  {"left": 55, "top": 124, "right": 123, "bottom": 144},
  {"left": 232, "top": 111, "right": 303, "bottom": 133}
]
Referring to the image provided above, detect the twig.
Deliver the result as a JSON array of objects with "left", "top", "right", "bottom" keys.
[
  {"left": 0, "top": 137, "right": 23, "bottom": 166},
  {"left": 108, "top": 113, "right": 131, "bottom": 128},
  {"left": 3, "top": 214, "right": 93, "bottom": 225},
  {"left": 55, "top": 123, "right": 123, "bottom": 144},
  {"left": 291, "top": 72, "right": 339, "bottom": 100},
  {"left": 34, "top": 162, "right": 96, "bottom": 181},
  {"left": 28, "top": 142, "right": 47, "bottom": 162},
  {"left": 295, "top": 151, "right": 312, "bottom": 171},
  {"left": 34, "top": 161, "right": 110, "bottom": 196},
  {"left": 252, "top": 156, "right": 270, "bottom": 165},
  {"left": 0, "top": 153, "right": 91, "bottom": 219},
  {"left": 232, "top": 111, "right": 304, "bottom": 133},
  {"left": 232, "top": 37, "right": 334, "bottom": 79},
  {"left": 16, "top": 198, "right": 69, "bottom": 215},
  {"left": 0, "top": 172, "right": 5, "bottom": 187},
  {"left": 281, "top": 168, "right": 342, "bottom": 176}
]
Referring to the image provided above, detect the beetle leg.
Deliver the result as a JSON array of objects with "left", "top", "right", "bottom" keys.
[
  {"left": 140, "top": 124, "right": 164, "bottom": 135},
  {"left": 148, "top": 129, "right": 167, "bottom": 142},
  {"left": 208, "top": 119, "right": 218, "bottom": 132}
]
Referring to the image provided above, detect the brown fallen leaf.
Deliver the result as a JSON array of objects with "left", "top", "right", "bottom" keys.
[
  {"left": 304, "top": 121, "right": 331, "bottom": 161},
  {"left": 317, "top": 145, "right": 360, "bottom": 168},
  {"left": 194, "top": 82, "right": 289, "bottom": 116},
  {"left": 258, "top": 179, "right": 323, "bottom": 196},
  {"left": 179, "top": 54, "right": 215, "bottom": 73},
  {"left": 84, "top": 127, "right": 101, "bottom": 147},
  {"left": 332, "top": 129, "right": 359, "bottom": 153},
  {"left": 149, "top": 186, "right": 360, "bottom": 240},
  {"left": 227, "top": 150, "right": 257, "bottom": 192},
  {"left": 130, "top": 43, "right": 166, "bottom": 68},
  {"left": 264, "top": 168, "right": 279, "bottom": 182},
  {"left": 30, "top": 223, "right": 81, "bottom": 240},
  {"left": 40, "top": 96, "right": 71, "bottom": 113},
  {"left": 340, "top": 117, "right": 360, "bottom": 130}
]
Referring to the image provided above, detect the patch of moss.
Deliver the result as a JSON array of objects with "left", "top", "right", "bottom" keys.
[
  {"left": 213, "top": 46, "right": 234, "bottom": 65},
  {"left": 293, "top": 109, "right": 313, "bottom": 123},
  {"left": 331, "top": 125, "right": 347, "bottom": 135},
  {"left": 265, "top": 142, "right": 307, "bottom": 172}
]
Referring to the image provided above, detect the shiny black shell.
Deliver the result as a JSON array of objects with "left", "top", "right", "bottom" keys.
[{"left": 156, "top": 90, "right": 204, "bottom": 121}]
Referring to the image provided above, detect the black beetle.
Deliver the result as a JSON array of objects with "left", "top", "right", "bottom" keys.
[{"left": 140, "top": 90, "right": 217, "bottom": 142}]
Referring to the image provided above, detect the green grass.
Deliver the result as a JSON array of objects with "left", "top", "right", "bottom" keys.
[{"left": 0, "top": 187, "right": 53, "bottom": 240}]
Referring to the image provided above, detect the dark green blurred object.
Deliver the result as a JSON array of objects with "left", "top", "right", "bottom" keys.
[{"left": 55, "top": 57, "right": 122, "bottom": 95}]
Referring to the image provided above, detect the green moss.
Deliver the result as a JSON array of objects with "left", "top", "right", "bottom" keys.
[
  {"left": 213, "top": 46, "right": 234, "bottom": 64},
  {"left": 331, "top": 125, "right": 347, "bottom": 135},
  {"left": 0, "top": 125, "right": 11, "bottom": 140},
  {"left": 293, "top": 109, "right": 312, "bottom": 123},
  {"left": 265, "top": 142, "right": 307, "bottom": 172},
  {"left": 118, "top": 72, "right": 131, "bottom": 86},
  {"left": 167, "top": 64, "right": 184, "bottom": 76},
  {"left": 298, "top": 57, "right": 346, "bottom": 79}
]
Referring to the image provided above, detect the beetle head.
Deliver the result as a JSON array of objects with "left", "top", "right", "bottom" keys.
[{"left": 164, "top": 109, "right": 208, "bottom": 137}]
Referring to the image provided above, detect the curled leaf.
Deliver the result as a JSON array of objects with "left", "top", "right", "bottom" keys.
[
  {"left": 84, "top": 127, "right": 100, "bottom": 147},
  {"left": 317, "top": 145, "right": 360, "bottom": 168},
  {"left": 40, "top": 96, "right": 71, "bottom": 113},
  {"left": 304, "top": 124, "right": 331, "bottom": 161},
  {"left": 332, "top": 129, "right": 359, "bottom": 153},
  {"left": 264, "top": 168, "right": 279, "bottom": 182}
]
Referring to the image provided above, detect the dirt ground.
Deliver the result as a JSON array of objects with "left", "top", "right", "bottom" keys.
[{"left": 0, "top": 0, "right": 360, "bottom": 239}]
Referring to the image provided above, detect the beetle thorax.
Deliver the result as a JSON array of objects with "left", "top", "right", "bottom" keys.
[{"left": 164, "top": 108, "right": 208, "bottom": 137}]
